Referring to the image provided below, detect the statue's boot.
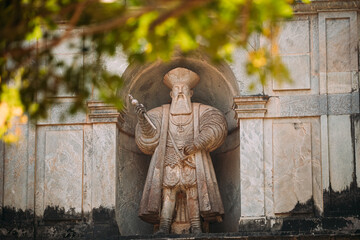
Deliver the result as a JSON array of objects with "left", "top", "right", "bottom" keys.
[
  {"left": 155, "top": 217, "right": 171, "bottom": 235},
  {"left": 190, "top": 216, "right": 202, "bottom": 234},
  {"left": 156, "top": 188, "right": 176, "bottom": 235},
  {"left": 187, "top": 187, "right": 202, "bottom": 234}
]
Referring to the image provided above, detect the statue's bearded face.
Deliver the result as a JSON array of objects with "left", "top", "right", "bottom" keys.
[{"left": 170, "top": 83, "right": 193, "bottom": 115}]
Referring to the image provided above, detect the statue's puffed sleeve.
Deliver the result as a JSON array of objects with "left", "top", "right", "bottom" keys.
[
  {"left": 194, "top": 105, "right": 227, "bottom": 152},
  {"left": 135, "top": 107, "right": 162, "bottom": 155}
]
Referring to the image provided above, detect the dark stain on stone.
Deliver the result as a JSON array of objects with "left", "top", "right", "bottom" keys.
[
  {"left": 92, "top": 206, "right": 116, "bottom": 223},
  {"left": 321, "top": 114, "right": 360, "bottom": 217},
  {"left": 92, "top": 206, "right": 120, "bottom": 239},
  {"left": 0, "top": 207, "right": 35, "bottom": 238},
  {"left": 43, "top": 206, "right": 81, "bottom": 221},
  {"left": 288, "top": 198, "right": 314, "bottom": 215},
  {"left": 280, "top": 217, "right": 320, "bottom": 233},
  {"left": 323, "top": 185, "right": 360, "bottom": 217},
  {"left": 321, "top": 217, "right": 351, "bottom": 230},
  {"left": 0, "top": 206, "right": 119, "bottom": 239},
  {"left": 1, "top": 206, "right": 34, "bottom": 223}
]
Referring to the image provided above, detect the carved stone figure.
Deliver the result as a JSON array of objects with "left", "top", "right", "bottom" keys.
[{"left": 134, "top": 67, "right": 227, "bottom": 234}]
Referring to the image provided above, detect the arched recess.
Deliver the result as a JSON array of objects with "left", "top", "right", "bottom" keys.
[{"left": 116, "top": 54, "right": 241, "bottom": 235}]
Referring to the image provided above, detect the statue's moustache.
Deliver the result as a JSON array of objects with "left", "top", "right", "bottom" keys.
[{"left": 175, "top": 94, "right": 185, "bottom": 100}]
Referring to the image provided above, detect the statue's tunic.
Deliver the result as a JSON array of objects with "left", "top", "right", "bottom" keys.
[
  {"left": 135, "top": 103, "right": 227, "bottom": 224},
  {"left": 163, "top": 111, "right": 196, "bottom": 188}
]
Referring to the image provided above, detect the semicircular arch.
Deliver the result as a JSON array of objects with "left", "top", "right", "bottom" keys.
[{"left": 120, "top": 55, "right": 239, "bottom": 133}]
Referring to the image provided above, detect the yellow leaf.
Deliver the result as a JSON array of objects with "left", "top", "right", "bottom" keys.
[
  {"left": 0, "top": 102, "right": 9, "bottom": 127},
  {"left": 12, "top": 107, "right": 23, "bottom": 117},
  {"left": 20, "top": 115, "right": 28, "bottom": 124},
  {"left": 3, "top": 133, "right": 19, "bottom": 143}
]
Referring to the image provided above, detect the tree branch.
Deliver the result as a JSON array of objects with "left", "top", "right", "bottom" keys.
[{"left": 149, "top": 0, "right": 212, "bottom": 31}]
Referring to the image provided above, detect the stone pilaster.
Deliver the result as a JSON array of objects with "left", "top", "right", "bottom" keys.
[
  {"left": 233, "top": 96, "right": 269, "bottom": 231},
  {"left": 86, "top": 101, "right": 121, "bottom": 237},
  {"left": 87, "top": 101, "right": 122, "bottom": 209}
]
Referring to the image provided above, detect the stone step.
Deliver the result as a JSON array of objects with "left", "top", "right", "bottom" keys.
[{"left": 118, "top": 233, "right": 360, "bottom": 240}]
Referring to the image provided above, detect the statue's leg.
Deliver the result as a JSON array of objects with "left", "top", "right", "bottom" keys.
[
  {"left": 156, "top": 187, "right": 176, "bottom": 234},
  {"left": 186, "top": 187, "right": 202, "bottom": 233}
]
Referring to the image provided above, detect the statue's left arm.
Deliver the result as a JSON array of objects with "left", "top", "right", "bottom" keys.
[{"left": 185, "top": 105, "right": 227, "bottom": 155}]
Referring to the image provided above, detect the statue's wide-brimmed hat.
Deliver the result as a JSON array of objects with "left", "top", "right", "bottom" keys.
[{"left": 163, "top": 67, "right": 200, "bottom": 89}]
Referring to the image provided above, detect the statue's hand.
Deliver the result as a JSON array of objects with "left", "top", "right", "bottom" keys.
[
  {"left": 135, "top": 104, "right": 146, "bottom": 119},
  {"left": 184, "top": 143, "right": 197, "bottom": 155}
]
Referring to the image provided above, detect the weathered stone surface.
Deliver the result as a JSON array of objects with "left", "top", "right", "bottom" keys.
[
  {"left": 35, "top": 125, "right": 84, "bottom": 216},
  {"left": 212, "top": 132, "right": 240, "bottom": 232},
  {"left": 44, "top": 130, "right": 83, "bottom": 214},
  {"left": 83, "top": 125, "right": 93, "bottom": 214},
  {"left": 38, "top": 101, "right": 87, "bottom": 125},
  {"left": 274, "top": 19, "right": 311, "bottom": 91},
  {"left": 117, "top": 132, "right": 153, "bottom": 235},
  {"left": 354, "top": 116, "right": 360, "bottom": 188},
  {"left": 4, "top": 123, "right": 29, "bottom": 210},
  {"left": 240, "top": 119, "right": 264, "bottom": 217},
  {"left": 273, "top": 122, "right": 312, "bottom": 214},
  {"left": 327, "top": 72, "right": 352, "bottom": 94},
  {"left": 278, "top": 20, "right": 309, "bottom": 55},
  {"left": 326, "top": 19, "right": 350, "bottom": 73},
  {"left": 264, "top": 93, "right": 360, "bottom": 118},
  {"left": 92, "top": 124, "right": 117, "bottom": 209},
  {"left": 327, "top": 93, "right": 352, "bottom": 115},
  {"left": 293, "top": 0, "right": 360, "bottom": 13},
  {"left": 311, "top": 119, "right": 322, "bottom": 215},
  {"left": 321, "top": 115, "right": 330, "bottom": 191},
  {"left": 277, "top": 95, "right": 324, "bottom": 117},
  {"left": 274, "top": 55, "right": 310, "bottom": 90},
  {"left": 319, "top": 11, "right": 358, "bottom": 94},
  {"left": 264, "top": 119, "right": 274, "bottom": 217},
  {"left": 328, "top": 115, "right": 354, "bottom": 192}
]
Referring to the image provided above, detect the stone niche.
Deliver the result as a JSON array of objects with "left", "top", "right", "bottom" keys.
[{"left": 116, "top": 54, "right": 241, "bottom": 235}]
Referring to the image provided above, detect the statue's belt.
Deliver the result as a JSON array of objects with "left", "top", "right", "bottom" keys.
[{"left": 167, "top": 130, "right": 195, "bottom": 168}]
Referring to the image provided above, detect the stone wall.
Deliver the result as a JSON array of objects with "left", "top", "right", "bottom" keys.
[
  {"left": 0, "top": 1, "right": 359, "bottom": 238},
  {"left": 232, "top": 3, "right": 360, "bottom": 234}
]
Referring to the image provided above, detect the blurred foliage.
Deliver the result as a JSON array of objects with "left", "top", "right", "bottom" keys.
[{"left": 0, "top": 0, "right": 309, "bottom": 142}]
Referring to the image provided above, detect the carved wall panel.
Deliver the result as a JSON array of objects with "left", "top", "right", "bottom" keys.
[
  {"left": 272, "top": 118, "right": 321, "bottom": 215},
  {"left": 273, "top": 122, "right": 312, "bottom": 213},
  {"left": 319, "top": 11, "right": 358, "bottom": 94},
  {"left": 274, "top": 19, "right": 311, "bottom": 91},
  {"left": 36, "top": 126, "right": 84, "bottom": 218}
]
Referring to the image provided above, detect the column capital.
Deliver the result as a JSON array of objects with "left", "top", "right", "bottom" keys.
[
  {"left": 233, "top": 95, "right": 270, "bottom": 120},
  {"left": 87, "top": 101, "right": 124, "bottom": 124}
]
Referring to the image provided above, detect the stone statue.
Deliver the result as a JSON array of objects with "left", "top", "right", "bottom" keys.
[{"left": 133, "top": 67, "right": 227, "bottom": 234}]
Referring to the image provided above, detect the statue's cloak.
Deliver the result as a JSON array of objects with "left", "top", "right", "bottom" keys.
[{"left": 137, "top": 103, "right": 225, "bottom": 224}]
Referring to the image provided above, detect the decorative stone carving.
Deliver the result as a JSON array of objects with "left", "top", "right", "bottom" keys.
[
  {"left": 233, "top": 96, "right": 269, "bottom": 120},
  {"left": 133, "top": 67, "right": 227, "bottom": 234},
  {"left": 87, "top": 101, "right": 123, "bottom": 124}
]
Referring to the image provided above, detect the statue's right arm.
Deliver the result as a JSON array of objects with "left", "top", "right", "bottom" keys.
[{"left": 135, "top": 107, "right": 162, "bottom": 155}]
